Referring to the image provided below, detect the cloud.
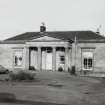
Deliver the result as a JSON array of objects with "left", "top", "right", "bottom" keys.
[{"left": 0, "top": 0, "right": 104, "bottom": 40}]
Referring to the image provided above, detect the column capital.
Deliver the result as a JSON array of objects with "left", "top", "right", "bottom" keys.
[
  {"left": 52, "top": 46, "right": 56, "bottom": 48},
  {"left": 64, "top": 46, "right": 69, "bottom": 48},
  {"left": 38, "top": 46, "right": 41, "bottom": 48},
  {"left": 53, "top": 46, "right": 56, "bottom": 48},
  {"left": 25, "top": 46, "right": 29, "bottom": 48}
]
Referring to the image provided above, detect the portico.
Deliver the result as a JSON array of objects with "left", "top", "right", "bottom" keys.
[
  {"left": 25, "top": 44, "right": 71, "bottom": 71},
  {"left": 0, "top": 24, "right": 105, "bottom": 73}
]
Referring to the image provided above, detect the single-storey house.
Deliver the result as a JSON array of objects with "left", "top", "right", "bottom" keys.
[{"left": 0, "top": 24, "right": 105, "bottom": 73}]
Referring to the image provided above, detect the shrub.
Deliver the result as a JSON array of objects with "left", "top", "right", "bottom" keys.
[
  {"left": 29, "top": 66, "right": 36, "bottom": 71},
  {"left": 9, "top": 70, "right": 35, "bottom": 81},
  {"left": 68, "top": 67, "right": 71, "bottom": 73},
  {"left": 58, "top": 67, "right": 63, "bottom": 72},
  {"left": 83, "top": 70, "right": 90, "bottom": 75},
  {"left": 70, "top": 66, "right": 76, "bottom": 75},
  {"left": 0, "top": 93, "right": 16, "bottom": 102},
  {"left": 0, "top": 65, "right": 9, "bottom": 74}
]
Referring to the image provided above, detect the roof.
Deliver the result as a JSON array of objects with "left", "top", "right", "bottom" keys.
[{"left": 3, "top": 31, "right": 105, "bottom": 43}]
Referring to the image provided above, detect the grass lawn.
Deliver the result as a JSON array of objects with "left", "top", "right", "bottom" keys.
[{"left": 0, "top": 71, "right": 105, "bottom": 105}]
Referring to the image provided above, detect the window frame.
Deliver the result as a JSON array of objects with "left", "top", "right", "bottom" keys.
[
  {"left": 60, "top": 55, "right": 65, "bottom": 64},
  {"left": 81, "top": 48, "right": 94, "bottom": 71},
  {"left": 83, "top": 57, "right": 93, "bottom": 70},
  {"left": 13, "top": 49, "right": 23, "bottom": 68}
]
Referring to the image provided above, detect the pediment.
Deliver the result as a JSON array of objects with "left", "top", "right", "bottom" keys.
[{"left": 32, "top": 36, "right": 62, "bottom": 41}]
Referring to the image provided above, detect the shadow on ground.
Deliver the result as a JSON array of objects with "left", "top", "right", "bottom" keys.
[{"left": 0, "top": 92, "right": 66, "bottom": 105}]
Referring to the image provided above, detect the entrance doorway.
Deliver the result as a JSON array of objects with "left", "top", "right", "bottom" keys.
[{"left": 42, "top": 47, "right": 52, "bottom": 70}]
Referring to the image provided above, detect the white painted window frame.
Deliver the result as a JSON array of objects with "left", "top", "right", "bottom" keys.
[
  {"left": 81, "top": 48, "right": 95, "bottom": 71},
  {"left": 13, "top": 49, "right": 23, "bottom": 68}
]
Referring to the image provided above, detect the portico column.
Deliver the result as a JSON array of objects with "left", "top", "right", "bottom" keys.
[
  {"left": 38, "top": 47, "right": 42, "bottom": 70},
  {"left": 68, "top": 48, "right": 72, "bottom": 69},
  {"left": 65, "top": 47, "right": 69, "bottom": 71},
  {"left": 25, "top": 47, "right": 29, "bottom": 70},
  {"left": 52, "top": 47, "right": 56, "bottom": 71}
]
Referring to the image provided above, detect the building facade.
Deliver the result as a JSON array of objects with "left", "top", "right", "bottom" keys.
[{"left": 0, "top": 25, "right": 105, "bottom": 73}]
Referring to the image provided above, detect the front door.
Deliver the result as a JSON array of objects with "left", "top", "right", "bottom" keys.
[
  {"left": 46, "top": 49, "right": 52, "bottom": 70},
  {"left": 42, "top": 47, "right": 52, "bottom": 70}
]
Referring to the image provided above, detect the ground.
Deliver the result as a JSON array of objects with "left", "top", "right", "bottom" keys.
[{"left": 0, "top": 71, "right": 105, "bottom": 105}]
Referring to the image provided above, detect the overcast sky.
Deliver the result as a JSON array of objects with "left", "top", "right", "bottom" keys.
[{"left": 0, "top": 0, "right": 105, "bottom": 40}]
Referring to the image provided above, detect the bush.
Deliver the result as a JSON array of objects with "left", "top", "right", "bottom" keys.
[
  {"left": 70, "top": 66, "right": 76, "bottom": 75},
  {"left": 0, "top": 65, "right": 9, "bottom": 74},
  {"left": 9, "top": 70, "right": 35, "bottom": 81},
  {"left": 83, "top": 70, "right": 90, "bottom": 75},
  {"left": 29, "top": 66, "right": 36, "bottom": 71},
  {"left": 0, "top": 93, "right": 16, "bottom": 102},
  {"left": 58, "top": 67, "right": 63, "bottom": 72},
  {"left": 68, "top": 67, "right": 71, "bottom": 73}
]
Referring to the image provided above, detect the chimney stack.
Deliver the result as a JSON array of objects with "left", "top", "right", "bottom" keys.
[{"left": 40, "top": 22, "right": 46, "bottom": 32}]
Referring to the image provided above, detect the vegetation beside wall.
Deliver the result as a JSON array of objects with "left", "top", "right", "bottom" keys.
[
  {"left": 29, "top": 66, "right": 36, "bottom": 71},
  {"left": 9, "top": 70, "right": 36, "bottom": 81},
  {"left": 58, "top": 67, "right": 63, "bottom": 72},
  {"left": 68, "top": 66, "right": 76, "bottom": 75}
]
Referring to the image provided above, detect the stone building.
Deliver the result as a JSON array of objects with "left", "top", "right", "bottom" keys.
[{"left": 0, "top": 24, "right": 105, "bottom": 73}]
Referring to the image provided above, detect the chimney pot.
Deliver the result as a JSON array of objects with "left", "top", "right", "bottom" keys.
[{"left": 40, "top": 23, "right": 46, "bottom": 32}]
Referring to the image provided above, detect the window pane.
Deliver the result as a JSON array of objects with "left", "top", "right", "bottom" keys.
[
  {"left": 84, "top": 58, "right": 87, "bottom": 69},
  {"left": 14, "top": 51, "right": 23, "bottom": 66},
  {"left": 88, "top": 58, "right": 92, "bottom": 68},
  {"left": 83, "top": 51, "right": 93, "bottom": 70},
  {"left": 83, "top": 52, "right": 93, "bottom": 58},
  {"left": 60, "top": 55, "right": 65, "bottom": 64}
]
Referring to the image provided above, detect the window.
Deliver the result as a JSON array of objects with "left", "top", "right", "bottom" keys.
[
  {"left": 14, "top": 51, "right": 23, "bottom": 66},
  {"left": 83, "top": 52, "right": 93, "bottom": 70},
  {"left": 60, "top": 55, "right": 65, "bottom": 64}
]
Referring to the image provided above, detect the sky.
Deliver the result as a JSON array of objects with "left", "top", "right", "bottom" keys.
[{"left": 0, "top": 0, "right": 105, "bottom": 40}]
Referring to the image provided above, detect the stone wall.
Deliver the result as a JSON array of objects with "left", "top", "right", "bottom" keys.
[
  {"left": 0, "top": 44, "right": 25, "bottom": 71},
  {"left": 1, "top": 42, "right": 105, "bottom": 73},
  {"left": 73, "top": 43, "right": 105, "bottom": 72}
]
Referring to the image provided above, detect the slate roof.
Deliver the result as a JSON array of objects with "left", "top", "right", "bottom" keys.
[{"left": 3, "top": 31, "right": 105, "bottom": 43}]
